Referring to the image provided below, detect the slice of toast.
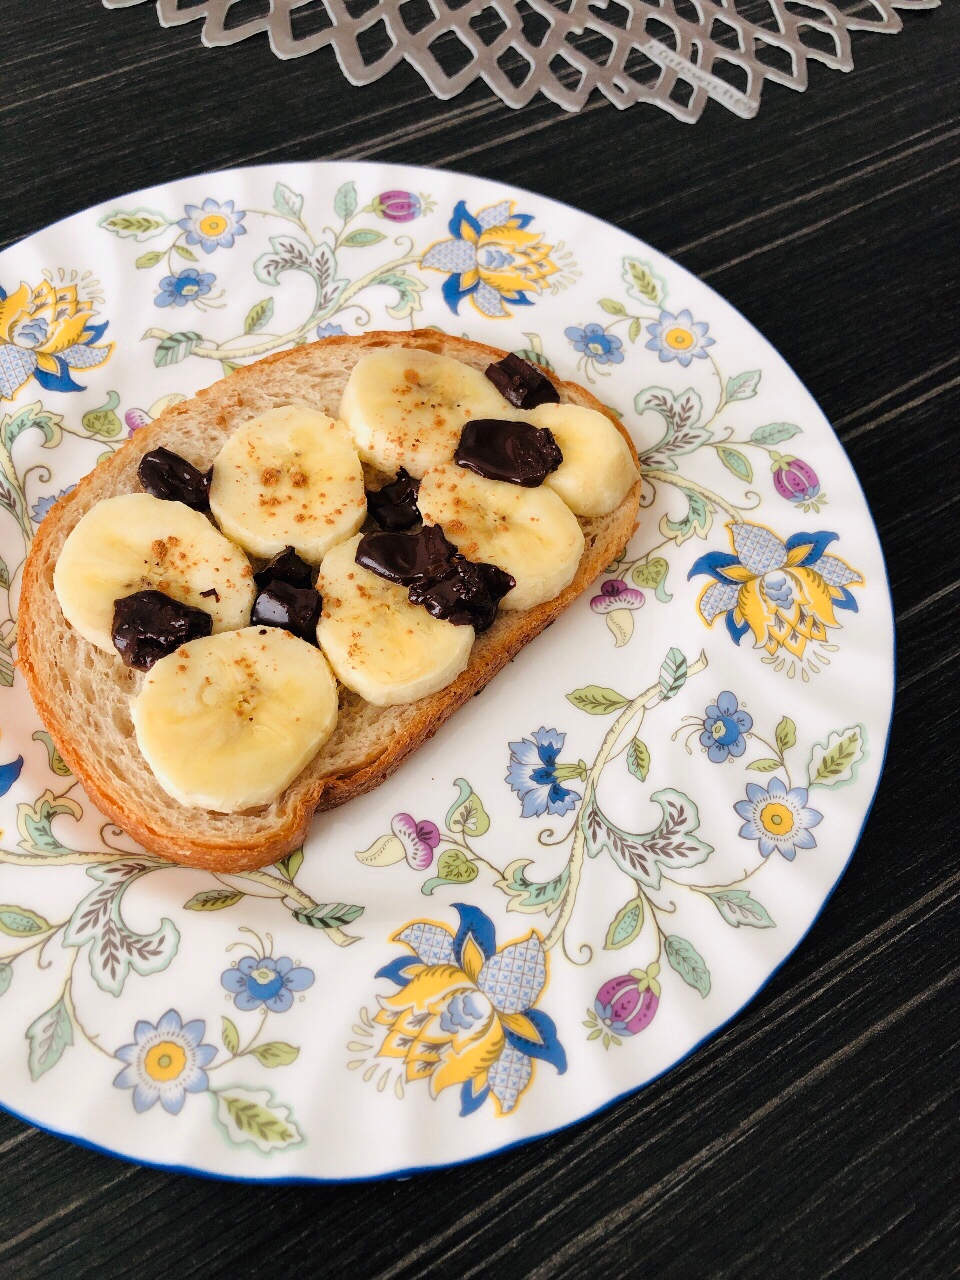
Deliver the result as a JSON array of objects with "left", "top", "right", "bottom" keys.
[{"left": 18, "top": 332, "right": 641, "bottom": 871}]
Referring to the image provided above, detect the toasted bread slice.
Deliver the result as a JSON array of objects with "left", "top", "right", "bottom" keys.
[{"left": 18, "top": 332, "right": 641, "bottom": 871}]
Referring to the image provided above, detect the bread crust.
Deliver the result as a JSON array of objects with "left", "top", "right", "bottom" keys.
[{"left": 18, "top": 332, "right": 641, "bottom": 870}]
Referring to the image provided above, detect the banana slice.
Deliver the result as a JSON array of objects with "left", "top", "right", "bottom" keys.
[
  {"left": 54, "top": 493, "right": 255, "bottom": 652},
  {"left": 339, "top": 348, "right": 510, "bottom": 478},
  {"left": 209, "top": 406, "right": 366, "bottom": 563},
  {"left": 417, "top": 464, "right": 585, "bottom": 612},
  {"left": 525, "top": 403, "right": 639, "bottom": 517},
  {"left": 316, "top": 535, "right": 473, "bottom": 706},
  {"left": 131, "top": 627, "right": 339, "bottom": 812}
]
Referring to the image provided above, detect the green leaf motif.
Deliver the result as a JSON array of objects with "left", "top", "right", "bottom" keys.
[
  {"left": 0, "top": 964, "right": 12, "bottom": 998},
  {"left": 249, "top": 1042, "right": 299, "bottom": 1068},
  {"left": 627, "top": 737, "right": 650, "bottom": 782},
  {"left": 341, "top": 229, "right": 386, "bottom": 247},
  {"left": 664, "top": 935, "right": 711, "bottom": 997},
  {"left": 373, "top": 269, "right": 426, "bottom": 320},
  {"left": 599, "top": 298, "right": 627, "bottom": 316},
  {"left": 659, "top": 486, "right": 714, "bottom": 545},
  {"left": 636, "top": 386, "right": 708, "bottom": 470},
  {"left": 446, "top": 778, "right": 490, "bottom": 837},
  {"left": 582, "top": 788, "right": 713, "bottom": 889},
  {"left": 97, "top": 208, "right": 169, "bottom": 242},
  {"left": 775, "top": 716, "right": 797, "bottom": 754},
  {"left": 254, "top": 238, "right": 345, "bottom": 312},
  {"left": 154, "top": 331, "right": 203, "bottom": 368},
  {"left": 747, "top": 758, "right": 782, "bottom": 772},
  {"left": 807, "top": 725, "right": 865, "bottom": 789},
  {"left": 0, "top": 632, "right": 14, "bottom": 688},
  {"left": 512, "top": 342, "right": 555, "bottom": 371},
  {"left": 605, "top": 898, "right": 644, "bottom": 950},
  {"left": 725, "top": 370, "right": 761, "bottom": 402},
  {"left": 213, "top": 1088, "right": 303, "bottom": 1153},
  {"left": 274, "top": 181, "right": 304, "bottom": 219},
  {"left": 566, "top": 685, "right": 629, "bottom": 715},
  {"left": 0, "top": 905, "right": 52, "bottom": 937},
  {"left": 135, "top": 250, "right": 164, "bottom": 269},
  {"left": 2, "top": 401, "right": 63, "bottom": 453},
  {"left": 221, "top": 360, "right": 240, "bottom": 377},
  {"left": 65, "top": 858, "right": 179, "bottom": 996},
  {"left": 751, "top": 422, "right": 801, "bottom": 446},
  {"left": 275, "top": 848, "right": 304, "bottom": 881},
  {"left": 0, "top": 553, "right": 8, "bottom": 590},
  {"left": 222, "top": 1016, "right": 240, "bottom": 1055},
  {"left": 622, "top": 257, "right": 666, "bottom": 305},
  {"left": 27, "top": 995, "right": 73, "bottom": 1080},
  {"left": 334, "top": 181, "right": 358, "bottom": 222},
  {"left": 244, "top": 297, "right": 275, "bottom": 334},
  {"left": 82, "top": 391, "right": 123, "bottom": 438},
  {"left": 17, "top": 790, "right": 83, "bottom": 857},
  {"left": 707, "top": 889, "right": 775, "bottom": 929},
  {"left": 293, "top": 902, "right": 364, "bottom": 931},
  {"left": 632, "top": 556, "right": 673, "bottom": 603},
  {"left": 422, "top": 849, "right": 479, "bottom": 895},
  {"left": 173, "top": 243, "right": 198, "bottom": 262},
  {"left": 659, "top": 647, "right": 687, "bottom": 700},
  {"left": 495, "top": 860, "right": 569, "bottom": 915},
  {"left": 717, "top": 446, "right": 753, "bottom": 483},
  {"left": 628, "top": 317, "right": 642, "bottom": 343},
  {"left": 184, "top": 889, "right": 244, "bottom": 911}
]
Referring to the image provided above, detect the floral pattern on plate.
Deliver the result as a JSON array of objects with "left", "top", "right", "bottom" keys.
[{"left": 0, "top": 162, "right": 892, "bottom": 1180}]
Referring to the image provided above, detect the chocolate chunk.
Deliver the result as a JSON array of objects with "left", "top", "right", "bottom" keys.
[
  {"left": 485, "top": 353, "right": 561, "bottom": 410},
  {"left": 409, "top": 560, "right": 515, "bottom": 633},
  {"left": 112, "top": 590, "right": 212, "bottom": 670},
  {"left": 356, "top": 524, "right": 458, "bottom": 586},
  {"left": 251, "top": 581, "right": 322, "bottom": 644},
  {"left": 366, "top": 469, "right": 421, "bottom": 532},
  {"left": 455, "top": 419, "right": 563, "bottom": 487},
  {"left": 138, "top": 448, "right": 211, "bottom": 511},
  {"left": 253, "top": 546, "right": 313, "bottom": 592}
]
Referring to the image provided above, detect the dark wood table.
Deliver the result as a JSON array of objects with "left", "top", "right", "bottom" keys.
[{"left": 1, "top": 3, "right": 957, "bottom": 1276}]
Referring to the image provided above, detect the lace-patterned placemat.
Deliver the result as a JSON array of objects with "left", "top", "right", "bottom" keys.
[{"left": 103, "top": 0, "right": 938, "bottom": 120}]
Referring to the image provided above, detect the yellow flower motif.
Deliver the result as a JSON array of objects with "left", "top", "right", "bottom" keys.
[
  {"left": 422, "top": 200, "right": 558, "bottom": 318},
  {"left": 691, "top": 522, "right": 863, "bottom": 676},
  {"left": 371, "top": 907, "right": 566, "bottom": 1115},
  {"left": 0, "top": 278, "right": 112, "bottom": 400}
]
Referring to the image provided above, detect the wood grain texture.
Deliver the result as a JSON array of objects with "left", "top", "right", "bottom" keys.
[{"left": 1, "top": 2, "right": 958, "bottom": 1276}]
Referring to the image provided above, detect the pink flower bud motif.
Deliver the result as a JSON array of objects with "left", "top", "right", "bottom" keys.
[
  {"left": 593, "top": 965, "right": 661, "bottom": 1037},
  {"left": 391, "top": 812, "right": 441, "bottom": 869},
  {"left": 125, "top": 408, "right": 153, "bottom": 433},
  {"left": 771, "top": 455, "right": 821, "bottom": 504},
  {"left": 370, "top": 191, "right": 422, "bottom": 223}
]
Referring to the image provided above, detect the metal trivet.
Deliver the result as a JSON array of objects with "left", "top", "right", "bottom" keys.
[{"left": 104, "top": 0, "right": 938, "bottom": 118}]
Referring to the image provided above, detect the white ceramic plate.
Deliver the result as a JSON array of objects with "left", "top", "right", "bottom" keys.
[{"left": 0, "top": 162, "right": 893, "bottom": 1181}]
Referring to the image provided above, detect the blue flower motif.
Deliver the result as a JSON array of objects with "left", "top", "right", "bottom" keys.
[
  {"left": 177, "top": 198, "right": 246, "bottom": 254},
  {"left": 31, "top": 486, "right": 76, "bottom": 524},
  {"left": 155, "top": 268, "right": 216, "bottom": 309},
  {"left": 221, "top": 955, "right": 314, "bottom": 1013},
  {"left": 565, "top": 323, "right": 624, "bottom": 365},
  {"left": 113, "top": 1009, "right": 216, "bottom": 1115},
  {"left": 316, "top": 322, "right": 346, "bottom": 340},
  {"left": 645, "top": 308, "right": 714, "bottom": 367},
  {"left": 506, "top": 727, "right": 581, "bottom": 818},
  {"left": 700, "top": 691, "right": 753, "bottom": 763},
  {"left": 734, "top": 777, "right": 822, "bottom": 860}
]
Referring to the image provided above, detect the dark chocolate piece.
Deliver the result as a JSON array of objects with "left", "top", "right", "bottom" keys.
[
  {"left": 366, "top": 469, "right": 421, "bottom": 532},
  {"left": 356, "top": 525, "right": 458, "bottom": 586},
  {"left": 455, "top": 419, "right": 563, "bottom": 487},
  {"left": 138, "top": 447, "right": 211, "bottom": 511},
  {"left": 251, "top": 582, "right": 322, "bottom": 644},
  {"left": 112, "top": 590, "right": 212, "bottom": 671},
  {"left": 253, "top": 546, "right": 313, "bottom": 592},
  {"left": 484, "top": 353, "right": 561, "bottom": 410},
  {"left": 409, "top": 560, "right": 515, "bottom": 633}
]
